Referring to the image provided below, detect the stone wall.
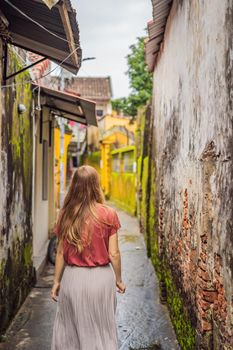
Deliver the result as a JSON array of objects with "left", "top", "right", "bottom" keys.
[
  {"left": 141, "top": 0, "right": 233, "bottom": 348},
  {"left": 0, "top": 45, "right": 34, "bottom": 335}
]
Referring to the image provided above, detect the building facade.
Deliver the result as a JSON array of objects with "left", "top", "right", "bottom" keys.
[
  {"left": 65, "top": 76, "right": 113, "bottom": 151},
  {"left": 65, "top": 76, "right": 112, "bottom": 117}
]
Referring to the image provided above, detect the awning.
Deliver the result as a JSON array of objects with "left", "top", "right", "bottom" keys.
[
  {"left": 32, "top": 84, "right": 98, "bottom": 127},
  {"left": 0, "top": 0, "right": 82, "bottom": 74}
]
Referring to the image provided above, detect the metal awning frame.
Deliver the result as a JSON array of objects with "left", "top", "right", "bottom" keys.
[
  {"left": 49, "top": 108, "right": 88, "bottom": 125},
  {"left": 4, "top": 54, "right": 47, "bottom": 80},
  {"left": 32, "top": 84, "right": 98, "bottom": 127}
]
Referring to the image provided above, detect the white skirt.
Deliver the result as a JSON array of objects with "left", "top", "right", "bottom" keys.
[{"left": 51, "top": 264, "right": 118, "bottom": 350}]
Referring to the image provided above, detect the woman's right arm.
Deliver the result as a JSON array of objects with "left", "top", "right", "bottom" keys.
[
  {"left": 51, "top": 239, "right": 65, "bottom": 301},
  {"left": 109, "top": 233, "right": 126, "bottom": 293}
]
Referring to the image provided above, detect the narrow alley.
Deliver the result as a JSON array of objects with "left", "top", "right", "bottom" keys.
[
  {"left": 0, "top": 205, "right": 178, "bottom": 350},
  {"left": 0, "top": 0, "right": 232, "bottom": 349}
]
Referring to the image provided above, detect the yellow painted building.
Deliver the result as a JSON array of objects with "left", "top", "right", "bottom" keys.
[
  {"left": 86, "top": 113, "right": 138, "bottom": 214},
  {"left": 100, "top": 127, "right": 135, "bottom": 198},
  {"left": 54, "top": 127, "right": 72, "bottom": 209},
  {"left": 110, "top": 146, "right": 137, "bottom": 215},
  {"left": 98, "top": 113, "right": 136, "bottom": 136},
  {"left": 87, "top": 114, "right": 136, "bottom": 151}
]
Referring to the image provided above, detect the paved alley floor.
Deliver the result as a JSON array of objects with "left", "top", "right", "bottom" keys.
[{"left": 0, "top": 205, "right": 179, "bottom": 350}]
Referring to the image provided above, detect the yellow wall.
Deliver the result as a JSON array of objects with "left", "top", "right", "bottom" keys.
[
  {"left": 100, "top": 131, "right": 131, "bottom": 196},
  {"left": 99, "top": 114, "right": 136, "bottom": 134},
  {"left": 87, "top": 114, "right": 137, "bottom": 152},
  {"left": 103, "top": 132, "right": 130, "bottom": 148},
  {"left": 110, "top": 146, "right": 137, "bottom": 215},
  {"left": 100, "top": 143, "right": 111, "bottom": 196},
  {"left": 54, "top": 127, "right": 72, "bottom": 209}
]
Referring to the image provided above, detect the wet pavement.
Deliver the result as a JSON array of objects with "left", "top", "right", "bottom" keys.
[{"left": 0, "top": 204, "right": 179, "bottom": 350}]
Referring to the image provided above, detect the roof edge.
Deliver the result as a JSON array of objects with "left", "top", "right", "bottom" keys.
[{"left": 145, "top": 0, "right": 173, "bottom": 72}]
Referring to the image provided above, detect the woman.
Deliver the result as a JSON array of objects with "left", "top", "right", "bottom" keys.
[{"left": 51, "top": 165, "right": 125, "bottom": 350}]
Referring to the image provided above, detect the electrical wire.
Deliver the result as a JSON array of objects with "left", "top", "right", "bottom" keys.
[
  {"left": 1, "top": 45, "right": 81, "bottom": 89},
  {"left": 4, "top": 0, "right": 76, "bottom": 46}
]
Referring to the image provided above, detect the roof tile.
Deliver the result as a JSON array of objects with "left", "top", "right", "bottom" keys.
[{"left": 65, "top": 76, "right": 112, "bottom": 100}]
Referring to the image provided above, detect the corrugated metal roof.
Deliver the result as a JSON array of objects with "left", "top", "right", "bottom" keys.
[
  {"left": 0, "top": 0, "right": 82, "bottom": 74},
  {"left": 0, "top": 9, "right": 10, "bottom": 39},
  {"left": 32, "top": 84, "right": 97, "bottom": 126},
  {"left": 145, "top": 0, "right": 173, "bottom": 72}
]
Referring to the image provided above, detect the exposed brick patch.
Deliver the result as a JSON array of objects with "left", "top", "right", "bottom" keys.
[
  {"left": 196, "top": 250, "right": 233, "bottom": 347},
  {"left": 182, "top": 188, "right": 191, "bottom": 230},
  {"left": 196, "top": 231, "right": 214, "bottom": 341},
  {"left": 212, "top": 254, "right": 233, "bottom": 346}
]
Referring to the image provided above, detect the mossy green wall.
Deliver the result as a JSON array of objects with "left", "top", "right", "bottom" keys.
[
  {"left": 140, "top": 156, "right": 148, "bottom": 234},
  {"left": 0, "top": 46, "right": 34, "bottom": 335},
  {"left": 136, "top": 105, "right": 196, "bottom": 349}
]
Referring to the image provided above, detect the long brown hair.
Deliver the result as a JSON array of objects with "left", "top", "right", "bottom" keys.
[{"left": 56, "top": 165, "right": 106, "bottom": 253}]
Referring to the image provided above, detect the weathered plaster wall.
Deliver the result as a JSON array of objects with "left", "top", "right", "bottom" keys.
[
  {"left": 151, "top": 0, "right": 233, "bottom": 348},
  {"left": 136, "top": 106, "right": 153, "bottom": 246},
  {"left": 0, "top": 46, "right": 33, "bottom": 334}
]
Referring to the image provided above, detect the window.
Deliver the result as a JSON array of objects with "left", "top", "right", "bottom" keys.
[
  {"left": 112, "top": 153, "right": 120, "bottom": 172},
  {"left": 122, "top": 150, "right": 134, "bottom": 173},
  {"left": 72, "top": 156, "right": 78, "bottom": 168},
  {"left": 96, "top": 109, "right": 104, "bottom": 117}
]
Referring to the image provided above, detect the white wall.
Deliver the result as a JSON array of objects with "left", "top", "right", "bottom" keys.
[{"left": 33, "top": 107, "right": 55, "bottom": 270}]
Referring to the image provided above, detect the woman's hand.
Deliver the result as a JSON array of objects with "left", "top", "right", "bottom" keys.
[
  {"left": 116, "top": 280, "right": 126, "bottom": 294},
  {"left": 51, "top": 282, "right": 60, "bottom": 302}
]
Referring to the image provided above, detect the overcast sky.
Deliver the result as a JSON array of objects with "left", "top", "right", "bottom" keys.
[{"left": 72, "top": 0, "right": 152, "bottom": 99}]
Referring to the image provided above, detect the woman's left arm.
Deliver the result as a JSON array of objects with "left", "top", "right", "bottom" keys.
[{"left": 51, "top": 239, "right": 65, "bottom": 302}]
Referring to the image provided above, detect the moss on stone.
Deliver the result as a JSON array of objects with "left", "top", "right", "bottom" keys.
[
  {"left": 142, "top": 169, "right": 196, "bottom": 349},
  {"left": 141, "top": 156, "right": 148, "bottom": 234},
  {"left": 136, "top": 105, "right": 196, "bottom": 349},
  {"left": 164, "top": 267, "right": 196, "bottom": 349},
  {"left": 0, "top": 46, "right": 33, "bottom": 335},
  {"left": 23, "top": 242, "right": 32, "bottom": 267}
]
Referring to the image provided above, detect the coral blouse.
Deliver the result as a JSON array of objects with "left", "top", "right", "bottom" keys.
[{"left": 54, "top": 204, "right": 121, "bottom": 267}]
